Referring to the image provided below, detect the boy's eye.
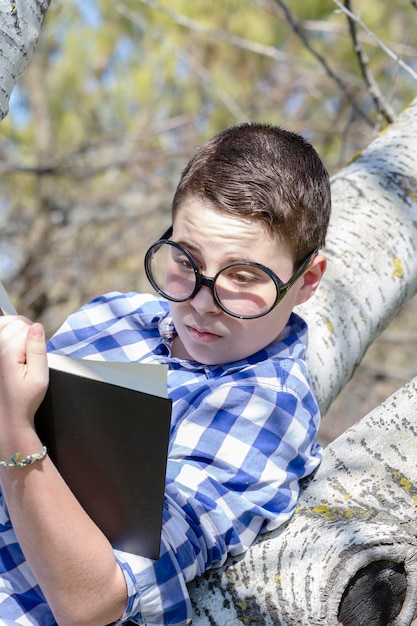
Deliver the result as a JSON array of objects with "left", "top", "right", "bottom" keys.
[
  {"left": 172, "top": 250, "right": 194, "bottom": 270},
  {"left": 224, "top": 266, "right": 264, "bottom": 285},
  {"left": 232, "top": 271, "right": 256, "bottom": 284}
]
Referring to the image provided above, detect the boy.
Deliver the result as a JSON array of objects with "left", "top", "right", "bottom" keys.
[{"left": 0, "top": 123, "right": 330, "bottom": 625}]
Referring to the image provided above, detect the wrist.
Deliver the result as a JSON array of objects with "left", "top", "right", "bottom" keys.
[
  {"left": 0, "top": 445, "right": 47, "bottom": 469},
  {"left": 0, "top": 428, "right": 42, "bottom": 464}
]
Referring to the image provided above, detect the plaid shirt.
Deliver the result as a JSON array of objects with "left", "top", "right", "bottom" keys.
[{"left": 0, "top": 292, "right": 321, "bottom": 625}]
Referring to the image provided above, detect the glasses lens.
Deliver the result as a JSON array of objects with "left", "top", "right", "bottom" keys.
[
  {"left": 215, "top": 264, "right": 278, "bottom": 318},
  {"left": 147, "top": 241, "right": 197, "bottom": 301}
]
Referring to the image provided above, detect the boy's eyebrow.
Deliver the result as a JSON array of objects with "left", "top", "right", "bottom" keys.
[
  {"left": 172, "top": 237, "right": 266, "bottom": 267},
  {"left": 174, "top": 239, "right": 199, "bottom": 254}
]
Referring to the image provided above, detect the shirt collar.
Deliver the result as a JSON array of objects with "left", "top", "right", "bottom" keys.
[{"left": 157, "top": 313, "right": 177, "bottom": 357}]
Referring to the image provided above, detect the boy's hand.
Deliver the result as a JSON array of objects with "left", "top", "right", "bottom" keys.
[{"left": 0, "top": 316, "right": 49, "bottom": 435}]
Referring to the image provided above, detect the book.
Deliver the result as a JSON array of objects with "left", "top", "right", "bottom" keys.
[
  {"left": 0, "top": 283, "right": 171, "bottom": 560},
  {"left": 0, "top": 281, "right": 17, "bottom": 315}
]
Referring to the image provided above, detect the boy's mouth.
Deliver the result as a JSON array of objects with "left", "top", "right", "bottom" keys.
[{"left": 186, "top": 325, "right": 221, "bottom": 342}]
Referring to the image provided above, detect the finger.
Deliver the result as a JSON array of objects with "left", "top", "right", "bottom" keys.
[
  {"left": 26, "top": 323, "right": 48, "bottom": 366},
  {"left": 27, "top": 323, "right": 46, "bottom": 348}
]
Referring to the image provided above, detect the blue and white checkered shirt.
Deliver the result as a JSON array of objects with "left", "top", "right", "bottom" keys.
[{"left": 0, "top": 292, "right": 321, "bottom": 625}]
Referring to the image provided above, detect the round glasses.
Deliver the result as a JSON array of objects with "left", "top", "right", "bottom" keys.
[{"left": 144, "top": 234, "right": 317, "bottom": 320}]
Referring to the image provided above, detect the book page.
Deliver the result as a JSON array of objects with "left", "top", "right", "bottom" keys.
[
  {"left": 47, "top": 353, "right": 168, "bottom": 399},
  {"left": 0, "top": 281, "right": 18, "bottom": 315}
]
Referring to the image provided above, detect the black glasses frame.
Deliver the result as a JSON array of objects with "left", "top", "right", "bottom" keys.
[{"left": 144, "top": 226, "right": 317, "bottom": 320}]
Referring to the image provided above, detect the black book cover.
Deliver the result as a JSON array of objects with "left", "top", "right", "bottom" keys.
[{"left": 35, "top": 366, "right": 171, "bottom": 560}]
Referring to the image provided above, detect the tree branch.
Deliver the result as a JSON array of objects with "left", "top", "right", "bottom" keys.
[
  {"left": 0, "top": 0, "right": 51, "bottom": 120},
  {"left": 332, "top": 0, "right": 417, "bottom": 83},
  {"left": 270, "top": 0, "right": 373, "bottom": 127},
  {"left": 343, "top": 0, "right": 396, "bottom": 124}
]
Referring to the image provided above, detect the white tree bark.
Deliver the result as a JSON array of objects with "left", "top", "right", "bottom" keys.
[
  {"left": 0, "top": 0, "right": 51, "bottom": 120},
  {"left": 189, "top": 100, "right": 417, "bottom": 625},
  {"left": 300, "top": 100, "right": 417, "bottom": 414}
]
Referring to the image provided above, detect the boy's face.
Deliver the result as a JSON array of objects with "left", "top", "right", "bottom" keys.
[{"left": 169, "top": 197, "right": 324, "bottom": 365}]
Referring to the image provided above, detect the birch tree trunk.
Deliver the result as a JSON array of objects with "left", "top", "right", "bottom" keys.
[
  {"left": 301, "top": 99, "right": 417, "bottom": 415},
  {"left": 188, "top": 99, "right": 417, "bottom": 625},
  {"left": 0, "top": 0, "right": 51, "bottom": 121}
]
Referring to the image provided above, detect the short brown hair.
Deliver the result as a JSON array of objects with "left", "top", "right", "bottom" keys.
[{"left": 172, "top": 123, "right": 331, "bottom": 264}]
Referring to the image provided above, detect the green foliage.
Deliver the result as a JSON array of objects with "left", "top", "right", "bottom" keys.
[{"left": 1, "top": 0, "right": 416, "bottom": 327}]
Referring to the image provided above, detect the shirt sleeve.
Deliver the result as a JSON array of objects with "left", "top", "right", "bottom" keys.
[{"left": 113, "top": 481, "right": 213, "bottom": 625}]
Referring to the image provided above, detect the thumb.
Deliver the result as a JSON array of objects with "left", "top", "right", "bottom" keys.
[
  {"left": 26, "top": 323, "right": 48, "bottom": 376},
  {"left": 28, "top": 322, "right": 46, "bottom": 350}
]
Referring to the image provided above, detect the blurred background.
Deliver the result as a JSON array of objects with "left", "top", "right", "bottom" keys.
[{"left": 1, "top": 0, "right": 417, "bottom": 444}]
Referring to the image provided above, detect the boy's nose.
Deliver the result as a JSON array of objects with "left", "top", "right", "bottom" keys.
[{"left": 190, "top": 285, "right": 222, "bottom": 315}]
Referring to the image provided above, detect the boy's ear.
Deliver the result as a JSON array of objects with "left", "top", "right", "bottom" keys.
[{"left": 295, "top": 254, "right": 327, "bottom": 305}]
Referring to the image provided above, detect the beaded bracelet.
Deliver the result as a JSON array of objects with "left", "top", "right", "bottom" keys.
[{"left": 0, "top": 446, "right": 47, "bottom": 468}]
